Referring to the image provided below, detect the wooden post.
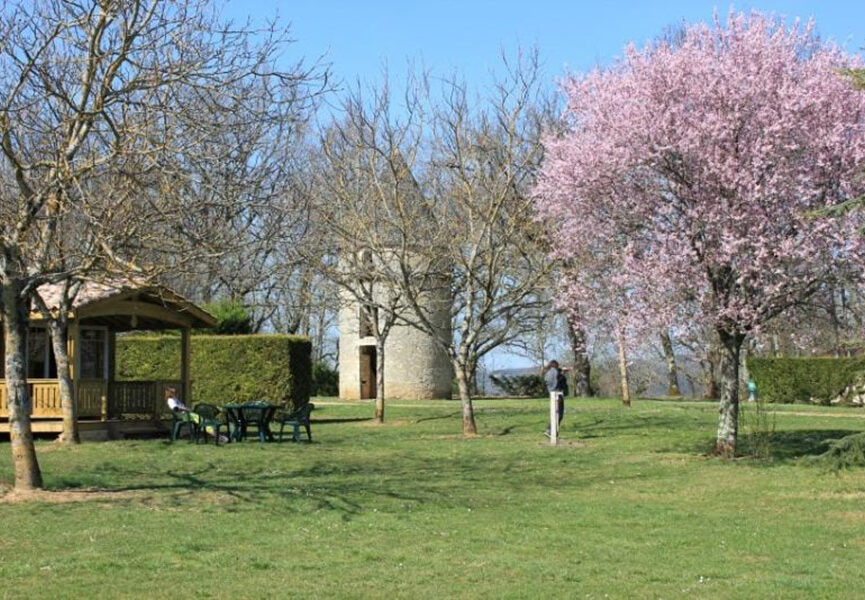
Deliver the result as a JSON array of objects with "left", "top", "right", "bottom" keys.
[
  {"left": 67, "top": 321, "right": 79, "bottom": 380},
  {"left": 181, "top": 327, "right": 191, "bottom": 408},
  {"left": 107, "top": 330, "right": 115, "bottom": 418},
  {"left": 68, "top": 321, "right": 89, "bottom": 420},
  {"left": 549, "top": 391, "right": 558, "bottom": 445}
]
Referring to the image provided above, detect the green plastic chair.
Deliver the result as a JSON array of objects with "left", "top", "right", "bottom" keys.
[
  {"left": 170, "top": 409, "right": 197, "bottom": 443},
  {"left": 238, "top": 400, "right": 274, "bottom": 443},
  {"left": 192, "top": 403, "right": 227, "bottom": 446},
  {"left": 273, "top": 403, "right": 314, "bottom": 442}
]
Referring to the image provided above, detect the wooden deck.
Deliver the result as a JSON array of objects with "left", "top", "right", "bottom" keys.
[
  {"left": 0, "top": 418, "right": 171, "bottom": 440},
  {"left": 0, "top": 379, "right": 186, "bottom": 420}
]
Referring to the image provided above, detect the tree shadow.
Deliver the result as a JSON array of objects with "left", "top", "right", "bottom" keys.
[
  {"left": 575, "top": 414, "right": 692, "bottom": 438},
  {"left": 673, "top": 429, "right": 860, "bottom": 464},
  {"left": 46, "top": 446, "right": 654, "bottom": 521},
  {"left": 311, "top": 417, "right": 371, "bottom": 425},
  {"left": 742, "top": 429, "right": 858, "bottom": 463},
  {"left": 414, "top": 411, "right": 461, "bottom": 424}
]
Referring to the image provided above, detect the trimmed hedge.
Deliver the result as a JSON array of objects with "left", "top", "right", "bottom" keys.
[
  {"left": 311, "top": 360, "right": 339, "bottom": 397},
  {"left": 748, "top": 357, "right": 865, "bottom": 404},
  {"left": 117, "top": 334, "right": 312, "bottom": 408},
  {"left": 489, "top": 374, "right": 547, "bottom": 398}
]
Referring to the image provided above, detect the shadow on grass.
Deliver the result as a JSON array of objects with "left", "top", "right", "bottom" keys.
[
  {"left": 414, "top": 411, "right": 462, "bottom": 423},
  {"left": 673, "top": 429, "right": 859, "bottom": 464},
  {"left": 576, "top": 414, "right": 694, "bottom": 439},
  {"left": 742, "top": 429, "right": 858, "bottom": 463},
  {"left": 311, "top": 417, "right": 371, "bottom": 425},
  {"left": 48, "top": 445, "right": 652, "bottom": 520}
]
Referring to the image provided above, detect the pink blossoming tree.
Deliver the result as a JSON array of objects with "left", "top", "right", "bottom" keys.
[{"left": 535, "top": 13, "right": 865, "bottom": 455}]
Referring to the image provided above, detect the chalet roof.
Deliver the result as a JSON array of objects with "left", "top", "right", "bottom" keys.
[{"left": 33, "top": 279, "right": 216, "bottom": 331}]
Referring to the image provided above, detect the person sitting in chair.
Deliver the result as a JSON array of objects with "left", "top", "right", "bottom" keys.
[{"left": 165, "top": 387, "right": 189, "bottom": 413}]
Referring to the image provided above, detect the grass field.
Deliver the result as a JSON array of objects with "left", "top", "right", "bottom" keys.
[{"left": 1, "top": 397, "right": 865, "bottom": 599}]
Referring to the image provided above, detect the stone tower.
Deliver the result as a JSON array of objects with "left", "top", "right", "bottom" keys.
[{"left": 338, "top": 273, "right": 452, "bottom": 401}]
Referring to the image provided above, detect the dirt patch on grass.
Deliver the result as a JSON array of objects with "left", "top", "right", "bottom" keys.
[
  {"left": 818, "top": 491, "right": 865, "bottom": 501},
  {"left": 0, "top": 487, "right": 144, "bottom": 505},
  {"left": 828, "top": 511, "right": 865, "bottom": 522},
  {"left": 361, "top": 419, "right": 411, "bottom": 428},
  {"left": 536, "top": 439, "right": 587, "bottom": 449},
  {"left": 772, "top": 411, "right": 865, "bottom": 419}
]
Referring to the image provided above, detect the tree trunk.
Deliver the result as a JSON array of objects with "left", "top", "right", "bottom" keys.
[
  {"left": 739, "top": 341, "right": 751, "bottom": 402},
  {"left": 455, "top": 364, "right": 477, "bottom": 435},
  {"left": 466, "top": 355, "right": 479, "bottom": 396},
  {"left": 660, "top": 330, "right": 681, "bottom": 397},
  {"left": 374, "top": 338, "right": 385, "bottom": 423},
  {"left": 715, "top": 330, "right": 745, "bottom": 457},
  {"left": 616, "top": 326, "right": 631, "bottom": 407},
  {"left": 702, "top": 336, "right": 721, "bottom": 400},
  {"left": 49, "top": 319, "right": 79, "bottom": 444},
  {"left": 702, "top": 369, "right": 719, "bottom": 400},
  {"left": 567, "top": 316, "right": 593, "bottom": 397},
  {"left": 2, "top": 280, "right": 43, "bottom": 490},
  {"left": 770, "top": 333, "right": 780, "bottom": 358}
]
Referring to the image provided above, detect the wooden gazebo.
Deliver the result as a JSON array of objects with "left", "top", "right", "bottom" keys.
[{"left": 0, "top": 280, "right": 215, "bottom": 435}]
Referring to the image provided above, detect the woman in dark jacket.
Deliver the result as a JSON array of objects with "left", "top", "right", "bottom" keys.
[{"left": 544, "top": 360, "right": 565, "bottom": 431}]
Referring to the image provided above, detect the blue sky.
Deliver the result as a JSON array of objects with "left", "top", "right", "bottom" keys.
[
  {"left": 221, "top": 1, "right": 865, "bottom": 369},
  {"left": 224, "top": 1, "right": 865, "bottom": 90}
]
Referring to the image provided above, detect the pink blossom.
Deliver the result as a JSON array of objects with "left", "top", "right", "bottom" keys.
[{"left": 535, "top": 12, "right": 865, "bottom": 339}]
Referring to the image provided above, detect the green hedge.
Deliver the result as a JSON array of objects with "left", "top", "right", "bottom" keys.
[
  {"left": 311, "top": 360, "right": 339, "bottom": 397},
  {"left": 748, "top": 357, "right": 865, "bottom": 404},
  {"left": 117, "top": 334, "right": 312, "bottom": 409}
]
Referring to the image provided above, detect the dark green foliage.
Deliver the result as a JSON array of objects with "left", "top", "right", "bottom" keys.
[
  {"left": 116, "top": 336, "right": 180, "bottom": 380},
  {"left": 489, "top": 373, "right": 546, "bottom": 398},
  {"left": 747, "top": 357, "right": 865, "bottom": 404},
  {"left": 810, "top": 432, "right": 865, "bottom": 471},
  {"left": 201, "top": 298, "right": 254, "bottom": 335},
  {"left": 117, "top": 334, "right": 311, "bottom": 409},
  {"left": 311, "top": 360, "right": 339, "bottom": 397}
]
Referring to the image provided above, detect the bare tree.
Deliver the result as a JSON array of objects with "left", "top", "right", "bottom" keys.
[
  {"left": 0, "top": 0, "right": 327, "bottom": 488},
  {"left": 311, "top": 74, "right": 429, "bottom": 421},
  {"left": 388, "top": 51, "right": 554, "bottom": 434}
]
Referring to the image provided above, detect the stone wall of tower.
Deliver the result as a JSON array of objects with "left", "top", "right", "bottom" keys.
[{"left": 337, "top": 281, "right": 452, "bottom": 401}]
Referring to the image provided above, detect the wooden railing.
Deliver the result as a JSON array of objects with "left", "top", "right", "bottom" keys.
[
  {"left": 78, "top": 379, "right": 107, "bottom": 418},
  {"left": 108, "top": 380, "right": 185, "bottom": 419},
  {"left": 0, "top": 379, "right": 186, "bottom": 420},
  {"left": 0, "top": 379, "right": 63, "bottom": 418}
]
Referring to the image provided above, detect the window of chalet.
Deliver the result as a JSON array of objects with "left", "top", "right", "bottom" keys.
[
  {"left": 0, "top": 326, "right": 108, "bottom": 380},
  {"left": 79, "top": 328, "right": 107, "bottom": 379},
  {"left": 27, "top": 327, "right": 57, "bottom": 379}
]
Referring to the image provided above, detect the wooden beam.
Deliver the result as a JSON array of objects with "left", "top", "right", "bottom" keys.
[
  {"left": 67, "top": 320, "right": 79, "bottom": 381},
  {"left": 68, "top": 320, "right": 80, "bottom": 421},
  {"left": 180, "top": 327, "right": 191, "bottom": 407},
  {"left": 107, "top": 330, "right": 116, "bottom": 385},
  {"left": 77, "top": 300, "right": 196, "bottom": 329}
]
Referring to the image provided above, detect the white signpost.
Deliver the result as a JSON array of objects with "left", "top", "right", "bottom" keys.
[{"left": 549, "top": 391, "right": 559, "bottom": 445}]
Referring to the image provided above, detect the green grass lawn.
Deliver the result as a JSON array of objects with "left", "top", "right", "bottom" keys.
[{"left": 2, "top": 398, "right": 865, "bottom": 599}]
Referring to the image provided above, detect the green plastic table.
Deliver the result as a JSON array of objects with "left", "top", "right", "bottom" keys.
[{"left": 223, "top": 402, "right": 277, "bottom": 443}]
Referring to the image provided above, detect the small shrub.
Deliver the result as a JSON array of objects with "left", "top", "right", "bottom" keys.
[
  {"left": 202, "top": 298, "right": 254, "bottom": 335},
  {"left": 739, "top": 396, "right": 776, "bottom": 460},
  {"left": 311, "top": 360, "right": 339, "bottom": 397},
  {"left": 809, "top": 433, "right": 865, "bottom": 472},
  {"left": 489, "top": 373, "right": 546, "bottom": 398}
]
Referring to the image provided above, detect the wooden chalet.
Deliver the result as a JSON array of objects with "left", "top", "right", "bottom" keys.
[{"left": 0, "top": 280, "right": 215, "bottom": 437}]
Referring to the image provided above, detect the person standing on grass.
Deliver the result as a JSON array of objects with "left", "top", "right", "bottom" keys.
[
  {"left": 557, "top": 366, "right": 569, "bottom": 425},
  {"left": 544, "top": 360, "right": 565, "bottom": 434}
]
